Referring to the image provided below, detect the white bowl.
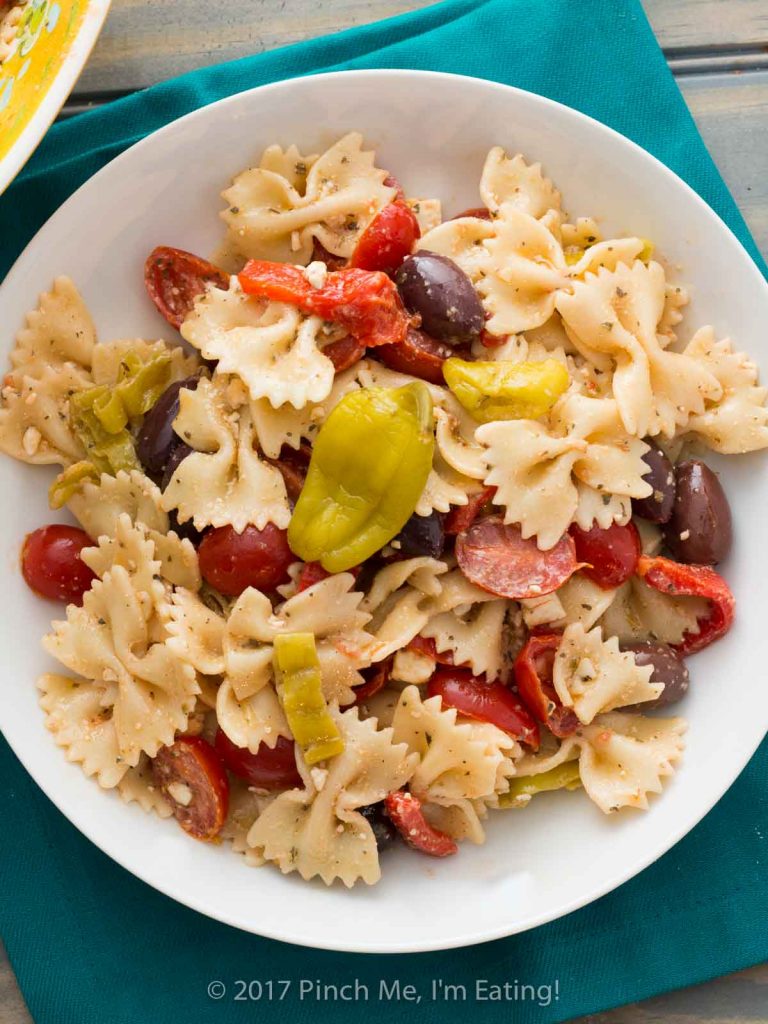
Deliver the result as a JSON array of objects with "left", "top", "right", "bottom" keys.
[{"left": 1, "top": 70, "right": 766, "bottom": 954}]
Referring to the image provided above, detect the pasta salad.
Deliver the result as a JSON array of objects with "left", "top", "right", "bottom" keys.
[{"left": 1, "top": 131, "right": 764, "bottom": 887}]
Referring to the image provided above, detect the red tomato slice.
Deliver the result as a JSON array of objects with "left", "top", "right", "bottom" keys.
[
  {"left": 636, "top": 555, "right": 735, "bottom": 655},
  {"left": 444, "top": 486, "right": 497, "bottom": 536},
  {"left": 350, "top": 200, "right": 420, "bottom": 276},
  {"left": 238, "top": 262, "right": 408, "bottom": 347},
  {"left": 451, "top": 207, "right": 493, "bottom": 221},
  {"left": 513, "top": 634, "right": 580, "bottom": 738},
  {"left": 214, "top": 730, "right": 302, "bottom": 790},
  {"left": 321, "top": 335, "right": 367, "bottom": 373},
  {"left": 375, "top": 327, "right": 456, "bottom": 385},
  {"left": 384, "top": 790, "right": 458, "bottom": 857},
  {"left": 151, "top": 736, "right": 229, "bottom": 840},
  {"left": 21, "top": 525, "right": 96, "bottom": 605},
  {"left": 570, "top": 521, "right": 641, "bottom": 590},
  {"left": 456, "top": 516, "right": 581, "bottom": 599},
  {"left": 145, "top": 246, "right": 229, "bottom": 329},
  {"left": 479, "top": 329, "right": 507, "bottom": 349},
  {"left": 428, "top": 668, "right": 540, "bottom": 747},
  {"left": 353, "top": 657, "right": 393, "bottom": 703},
  {"left": 198, "top": 523, "right": 294, "bottom": 596}
]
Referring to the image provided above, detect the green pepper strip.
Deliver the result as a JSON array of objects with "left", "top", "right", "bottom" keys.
[
  {"left": 48, "top": 461, "right": 102, "bottom": 509},
  {"left": 497, "top": 760, "right": 581, "bottom": 808},
  {"left": 273, "top": 633, "right": 344, "bottom": 766},
  {"left": 288, "top": 383, "right": 435, "bottom": 573},
  {"left": 443, "top": 358, "right": 570, "bottom": 424}
]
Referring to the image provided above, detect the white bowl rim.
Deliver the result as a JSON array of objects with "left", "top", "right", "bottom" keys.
[
  {"left": 0, "top": 0, "right": 113, "bottom": 196},
  {"left": 1, "top": 68, "right": 767, "bottom": 954}
]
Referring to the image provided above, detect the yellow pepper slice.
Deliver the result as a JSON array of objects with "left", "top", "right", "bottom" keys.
[
  {"left": 498, "top": 761, "right": 581, "bottom": 808},
  {"left": 443, "top": 357, "right": 570, "bottom": 423},
  {"left": 288, "top": 382, "right": 435, "bottom": 572},
  {"left": 48, "top": 461, "right": 101, "bottom": 509},
  {"left": 273, "top": 632, "right": 344, "bottom": 766}
]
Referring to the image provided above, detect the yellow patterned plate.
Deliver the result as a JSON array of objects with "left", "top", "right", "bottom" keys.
[{"left": 0, "top": 0, "right": 111, "bottom": 194}]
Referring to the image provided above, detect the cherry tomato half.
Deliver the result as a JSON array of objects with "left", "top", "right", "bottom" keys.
[
  {"left": 214, "top": 730, "right": 302, "bottom": 790},
  {"left": 21, "top": 525, "right": 96, "bottom": 605},
  {"left": 443, "top": 486, "right": 496, "bottom": 536},
  {"left": 569, "top": 521, "right": 641, "bottom": 590},
  {"left": 427, "top": 668, "right": 539, "bottom": 747},
  {"left": 513, "top": 634, "right": 579, "bottom": 738},
  {"left": 198, "top": 523, "right": 294, "bottom": 596},
  {"left": 350, "top": 201, "right": 421, "bottom": 276},
  {"left": 151, "top": 736, "right": 229, "bottom": 840},
  {"left": 384, "top": 790, "right": 457, "bottom": 857},
  {"left": 145, "top": 246, "right": 229, "bottom": 329},
  {"left": 456, "top": 516, "right": 580, "bottom": 599}
]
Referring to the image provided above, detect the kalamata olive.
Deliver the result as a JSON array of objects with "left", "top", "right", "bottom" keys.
[
  {"left": 137, "top": 375, "right": 199, "bottom": 482},
  {"left": 622, "top": 641, "right": 690, "bottom": 709},
  {"left": 359, "top": 802, "right": 399, "bottom": 852},
  {"left": 160, "top": 441, "right": 195, "bottom": 492},
  {"left": 632, "top": 443, "right": 676, "bottom": 523},
  {"left": 395, "top": 251, "right": 484, "bottom": 343},
  {"left": 396, "top": 511, "right": 445, "bottom": 558},
  {"left": 663, "top": 459, "right": 732, "bottom": 565}
]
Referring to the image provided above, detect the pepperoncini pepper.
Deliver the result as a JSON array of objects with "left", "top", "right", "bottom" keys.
[
  {"left": 272, "top": 633, "right": 344, "bottom": 765},
  {"left": 443, "top": 358, "right": 569, "bottom": 424},
  {"left": 498, "top": 761, "right": 581, "bottom": 808},
  {"left": 48, "top": 461, "right": 101, "bottom": 509},
  {"left": 287, "top": 383, "right": 435, "bottom": 572}
]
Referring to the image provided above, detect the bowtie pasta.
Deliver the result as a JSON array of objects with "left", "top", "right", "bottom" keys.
[{"left": 2, "top": 135, "right": 764, "bottom": 886}]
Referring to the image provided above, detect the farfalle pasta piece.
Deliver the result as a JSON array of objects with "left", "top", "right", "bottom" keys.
[
  {"left": 598, "top": 574, "right": 706, "bottom": 646},
  {"left": 552, "top": 623, "right": 660, "bottom": 724},
  {"left": 258, "top": 142, "right": 317, "bottom": 190},
  {"left": 220, "top": 132, "right": 396, "bottom": 265},
  {"left": 392, "top": 687, "right": 519, "bottom": 814},
  {"left": 683, "top": 327, "right": 768, "bottom": 453},
  {"left": 161, "top": 376, "right": 290, "bottom": 533},
  {"left": 515, "top": 712, "right": 686, "bottom": 813},
  {"left": 38, "top": 673, "right": 129, "bottom": 788},
  {"left": 556, "top": 261, "right": 721, "bottom": 437},
  {"left": 10, "top": 276, "right": 95, "bottom": 375},
  {"left": 422, "top": 599, "right": 509, "bottom": 681},
  {"left": 68, "top": 470, "right": 200, "bottom": 590},
  {"left": 181, "top": 281, "right": 334, "bottom": 409},
  {"left": 361, "top": 557, "right": 450, "bottom": 659},
  {"left": 43, "top": 526, "right": 198, "bottom": 766},
  {"left": 216, "top": 680, "right": 292, "bottom": 753},
  {"left": 0, "top": 363, "right": 89, "bottom": 465},
  {"left": 247, "top": 706, "right": 418, "bottom": 886},
  {"left": 250, "top": 365, "right": 361, "bottom": 458},
  {"left": 479, "top": 148, "right": 561, "bottom": 219},
  {"left": 419, "top": 216, "right": 495, "bottom": 281},
  {"left": 221, "top": 779, "right": 275, "bottom": 866},
  {"left": 478, "top": 206, "right": 570, "bottom": 335},
  {"left": 478, "top": 393, "right": 651, "bottom": 549},
  {"left": 547, "top": 572, "right": 618, "bottom": 630}
]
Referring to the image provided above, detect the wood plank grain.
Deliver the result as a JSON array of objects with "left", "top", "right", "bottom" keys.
[
  {"left": 678, "top": 71, "right": 768, "bottom": 256},
  {"left": 70, "top": 0, "right": 768, "bottom": 95}
]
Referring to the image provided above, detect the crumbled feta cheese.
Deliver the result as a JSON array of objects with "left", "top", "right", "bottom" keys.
[
  {"left": 310, "top": 767, "right": 328, "bottom": 792},
  {"left": 304, "top": 260, "right": 328, "bottom": 289},
  {"left": 21, "top": 426, "right": 41, "bottom": 456},
  {"left": 167, "top": 782, "right": 193, "bottom": 806}
]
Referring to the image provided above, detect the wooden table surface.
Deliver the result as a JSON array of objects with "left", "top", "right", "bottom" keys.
[{"left": 1, "top": 1, "right": 766, "bottom": 1022}]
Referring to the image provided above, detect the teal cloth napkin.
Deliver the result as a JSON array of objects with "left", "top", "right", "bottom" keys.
[{"left": 1, "top": 2, "right": 767, "bottom": 1022}]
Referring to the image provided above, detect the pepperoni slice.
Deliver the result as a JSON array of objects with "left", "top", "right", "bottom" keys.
[
  {"left": 444, "top": 486, "right": 497, "bottom": 536},
  {"left": 311, "top": 239, "right": 347, "bottom": 271},
  {"left": 375, "top": 327, "right": 456, "bottom": 385},
  {"left": 322, "top": 335, "right": 367, "bottom": 373},
  {"left": 151, "top": 736, "right": 229, "bottom": 840},
  {"left": 384, "top": 790, "right": 458, "bottom": 857},
  {"left": 514, "top": 634, "right": 580, "bottom": 739},
  {"left": 145, "top": 246, "right": 229, "bottom": 329},
  {"left": 456, "top": 516, "right": 580, "bottom": 599},
  {"left": 427, "top": 668, "right": 540, "bottom": 747}
]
